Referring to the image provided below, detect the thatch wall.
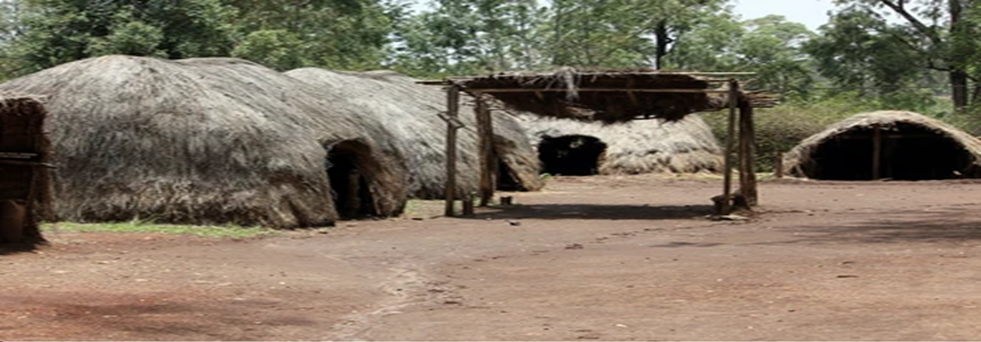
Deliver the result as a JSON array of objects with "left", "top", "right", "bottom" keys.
[
  {"left": 285, "top": 68, "right": 544, "bottom": 198},
  {"left": 519, "top": 115, "right": 724, "bottom": 175},
  {"left": 0, "top": 55, "right": 407, "bottom": 228},
  {"left": 0, "top": 94, "right": 53, "bottom": 244},
  {"left": 783, "top": 111, "right": 981, "bottom": 180}
]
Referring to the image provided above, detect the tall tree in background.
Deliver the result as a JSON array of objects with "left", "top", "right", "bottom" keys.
[
  {"left": 670, "top": 14, "right": 815, "bottom": 96},
  {"left": 1, "top": 0, "right": 236, "bottom": 75},
  {"left": 548, "top": 0, "right": 726, "bottom": 69},
  {"left": 814, "top": 0, "right": 981, "bottom": 110},
  {"left": 226, "top": 0, "right": 395, "bottom": 70},
  {"left": 389, "top": 0, "right": 545, "bottom": 76}
]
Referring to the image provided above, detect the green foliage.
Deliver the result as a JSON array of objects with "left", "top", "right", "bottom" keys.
[{"left": 1, "top": 0, "right": 237, "bottom": 76}]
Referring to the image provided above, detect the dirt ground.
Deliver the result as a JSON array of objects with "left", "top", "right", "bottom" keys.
[{"left": 4, "top": 174, "right": 981, "bottom": 341}]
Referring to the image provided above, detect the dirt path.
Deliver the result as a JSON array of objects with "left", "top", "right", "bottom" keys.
[{"left": 4, "top": 175, "right": 981, "bottom": 340}]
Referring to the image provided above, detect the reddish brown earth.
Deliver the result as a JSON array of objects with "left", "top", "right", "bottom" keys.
[{"left": 4, "top": 174, "right": 981, "bottom": 341}]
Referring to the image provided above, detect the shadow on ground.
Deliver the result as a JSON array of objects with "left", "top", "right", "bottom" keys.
[
  {"left": 469, "top": 204, "right": 715, "bottom": 221},
  {"left": 759, "top": 208, "right": 981, "bottom": 245}
]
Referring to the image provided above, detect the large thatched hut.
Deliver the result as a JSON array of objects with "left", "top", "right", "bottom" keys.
[
  {"left": 285, "top": 68, "right": 544, "bottom": 198},
  {"left": 518, "top": 115, "right": 724, "bottom": 176},
  {"left": 782, "top": 111, "right": 981, "bottom": 180},
  {"left": 0, "top": 94, "right": 52, "bottom": 244},
  {"left": 0, "top": 55, "right": 408, "bottom": 228}
]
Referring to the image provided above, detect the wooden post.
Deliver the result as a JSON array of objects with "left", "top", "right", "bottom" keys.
[
  {"left": 444, "top": 85, "right": 461, "bottom": 217},
  {"left": 738, "top": 95, "right": 758, "bottom": 206},
  {"left": 774, "top": 152, "right": 784, "bottom": 179},
  {"left": 475, "top": 94, "right": 496, "bottom": 207},
  {"left": 872, "top": 126, "right": 882, "bottom": 180},
  {"left": 720, "top": 79, "right": 738, "bottom": 215}
]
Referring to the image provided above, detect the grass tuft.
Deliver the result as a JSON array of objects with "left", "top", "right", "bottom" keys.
[{"left": 42, "top": 220, "right": 275, "bottom": 239}]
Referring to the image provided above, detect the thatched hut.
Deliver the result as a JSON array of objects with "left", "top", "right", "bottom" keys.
[
  {"left": 518, "top": 115, "right": 724, "bottom": 176},
  {"left": 285, "top": 68, "right": 544, "bottom": 198},
  {"left": 0, "top": 94, "right": 52, "bottom": 244},
  {"left": 0, "top": 55, "right": 408, "bottom": 228},
  {"left": 782, "top": 111, "right": 981, "bottom": 180}
]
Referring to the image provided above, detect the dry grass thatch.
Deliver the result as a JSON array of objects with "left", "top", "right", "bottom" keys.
[
  {"left": 453, "top": 68, "right": 732, "bottom": 123},
  {"left": 285, "top": 68, "right": 544, "bottom": 198},
  {"left": 0, "top": 55, "right": 408, "bottom": 228},
  {"left": 783, "top": 110, "right": 981, "bottom": 180},
  {"left": 0, "top": 93, "right": 53, "bottom": 244},
  {"left": 518, "top": 114, "right": 724, "bottom": 175}
]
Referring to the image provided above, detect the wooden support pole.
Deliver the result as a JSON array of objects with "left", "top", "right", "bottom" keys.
[
  {"left": 720, "top": 79, "right": 738, "bottom": 215},
  {"left": 475, "top": 94, "right": 496, "bottom": 207},
  {"left": 872, "top": 126, "right": 882, "bottom": 180},
  {"left": 444, "top": 85, "right": 461, "bottom": 217},
  {"left": 738, "top": 94, "right": 758, "bottom": 206},
  {"left": 774, "top": 152, "right": 784, "bottom": 179}
]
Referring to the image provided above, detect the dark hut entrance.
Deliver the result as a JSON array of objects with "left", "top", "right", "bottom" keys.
[
  {"left": 496, "top": 160, "right": 523, "bottom": 191},
  {"left": 325, "top": 140, "right": 377, "bottom": 220},
  {"left": 538, "top": 135, "right": 607, "bottom": 176},
  {"left": 806, "top": 124, "right": 973, "bottom": 181}
]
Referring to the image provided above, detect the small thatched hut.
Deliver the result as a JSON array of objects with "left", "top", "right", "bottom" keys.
[
  {"left": 0, "top": 55, "right": 408, "bottom": 228},
  {"left": 0, "top": 94, "right": 52, "bottom": 244},
  {"left": 782, "top": 111, "right": 981, "bottom": 180},
  {"left": 518, "top": 115, "right": 724, "bottom": 176},
  {"left": 285, "top": 68, "right": 544, "bottom": 198}
]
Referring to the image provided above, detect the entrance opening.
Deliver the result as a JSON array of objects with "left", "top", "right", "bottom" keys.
[
  {"left": 805, "top": 123, "right": 973, "bottom": 180},
  {"left": 325, "top": 141, "right": 377, "bottom": 219},
  {"left": 496, "top": 160, "right": 524, "bottom": 191},
  {"left": 538, "top": 135, "right": 607, "bottom": 176}
]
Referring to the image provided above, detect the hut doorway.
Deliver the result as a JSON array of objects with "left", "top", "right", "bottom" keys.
[
  {"left": 538, "top": 135, "right": 607, "bottom": 176},
  {"left": 496, "top": 161, "right": 524, "bottom": 191},
  {"left": 807, "top": 124, "right": 973, "bottom": 180},
  {"left": 325, "top": 140, "right": 378, "bottom": 220}
]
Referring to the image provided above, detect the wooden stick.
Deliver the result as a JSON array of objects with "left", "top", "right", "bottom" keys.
[
  {"left": 738, "top": 94, "right": 758, "bottom": 206},
  {"left": 721, "top": 80, "right": 738, "bottom": 215},
  {"left": 0, "top": 159, "right": 55, "bottom": 168},
  {"left": 872, "top": 126, "right": 882, "bottom": 180},
  {"left": 444, "top": 85, "right": 461, "bottom": 217},
  {"left": 775, "top": 152, "right": 784, "bottom": 179},
  {"left": 463, "top": 88, "right": 732, "bottom": 94},
  {"left": 475, "top": 94, "right": 496, "bottom": 207}
]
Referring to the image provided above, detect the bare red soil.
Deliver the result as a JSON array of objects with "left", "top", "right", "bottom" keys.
[{"left": 4, "top": 175, "right": 981, "bottom": 340}]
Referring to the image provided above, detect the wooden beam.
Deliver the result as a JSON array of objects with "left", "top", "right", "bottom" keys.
[
  {"left": 444, "top": 85, "right": 461, "bottom": 217},
  {"left": 463, "top": 88, "right": 731, "bottom": 94},
  {"left": 475, "top": 94, "right": 496, "bottom": 207},
  {"left": 872, "top": 126, "right": 882, "bottom": 180},
  {"left": 738, "top": 93, "right": 757, "bottom": 206},
  {"left": 720, "top": 80, "right": 738, "bottom": 215}
]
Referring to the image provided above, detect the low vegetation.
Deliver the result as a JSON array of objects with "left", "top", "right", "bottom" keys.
[{"left": 42, "top": 221, "right": 275, "bottom": 239}]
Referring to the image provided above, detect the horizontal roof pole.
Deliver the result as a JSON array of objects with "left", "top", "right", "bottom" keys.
[{"left": 465, "top": 88, "right": 732, "bottom": 94}]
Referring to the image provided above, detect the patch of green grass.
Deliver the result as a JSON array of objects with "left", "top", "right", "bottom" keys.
[{"left": 42, "top": 220, "right": 275, "bottom": 239}]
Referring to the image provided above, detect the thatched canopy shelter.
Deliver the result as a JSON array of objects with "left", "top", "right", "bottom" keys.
[
  {"left": 519, "top": 115, "right": 724, "bottom": 176},
  {"left": 0, "top": 55, "right": 407, "bottom": 228},
  {"left": 285, "top": 68, "right": 544, "bottom": 198},
  {"left": 446, "top": 69, "right": 777, "bottom": 123},
  {"left": 424, "top": 68, "right": 774, "bottom": 215},
  {"left": 783, "top": 111, "right": 981, "bottom": 181},
  {"left": 0, "top": 93, "right": 52, "bottom": 245}
]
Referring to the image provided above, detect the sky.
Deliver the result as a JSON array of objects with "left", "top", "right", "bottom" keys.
[{"left": 730, "top": 0, "right": 837, "bottom": 30}]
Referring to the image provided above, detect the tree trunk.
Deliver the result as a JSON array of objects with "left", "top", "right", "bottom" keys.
[
  {"left": 654, "top": 20, "right": 671, "bottom": 70},
  {"left": 951, "top": 69, "right": 969, "bottom": 111}
]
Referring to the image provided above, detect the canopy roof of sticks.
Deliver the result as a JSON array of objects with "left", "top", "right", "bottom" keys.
[{"left": 423, "top": 68, "right": 779, "bottom": 123}]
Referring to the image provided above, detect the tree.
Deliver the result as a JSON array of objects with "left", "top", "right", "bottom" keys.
[
  {"left": 388, "top": 0, "right": 546, "bottom": 76},
  {"left": 225, "top": 0, "right": 395, "bottom": 70},
  {"left": 820, "top": 0, "right": 981, "bottom": 110},
  {"left": 670, "top": 14, "right": 816, "bottom": 96},
  {"left": 2, "top": 0, "right": 237, "bottom": 75}
]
